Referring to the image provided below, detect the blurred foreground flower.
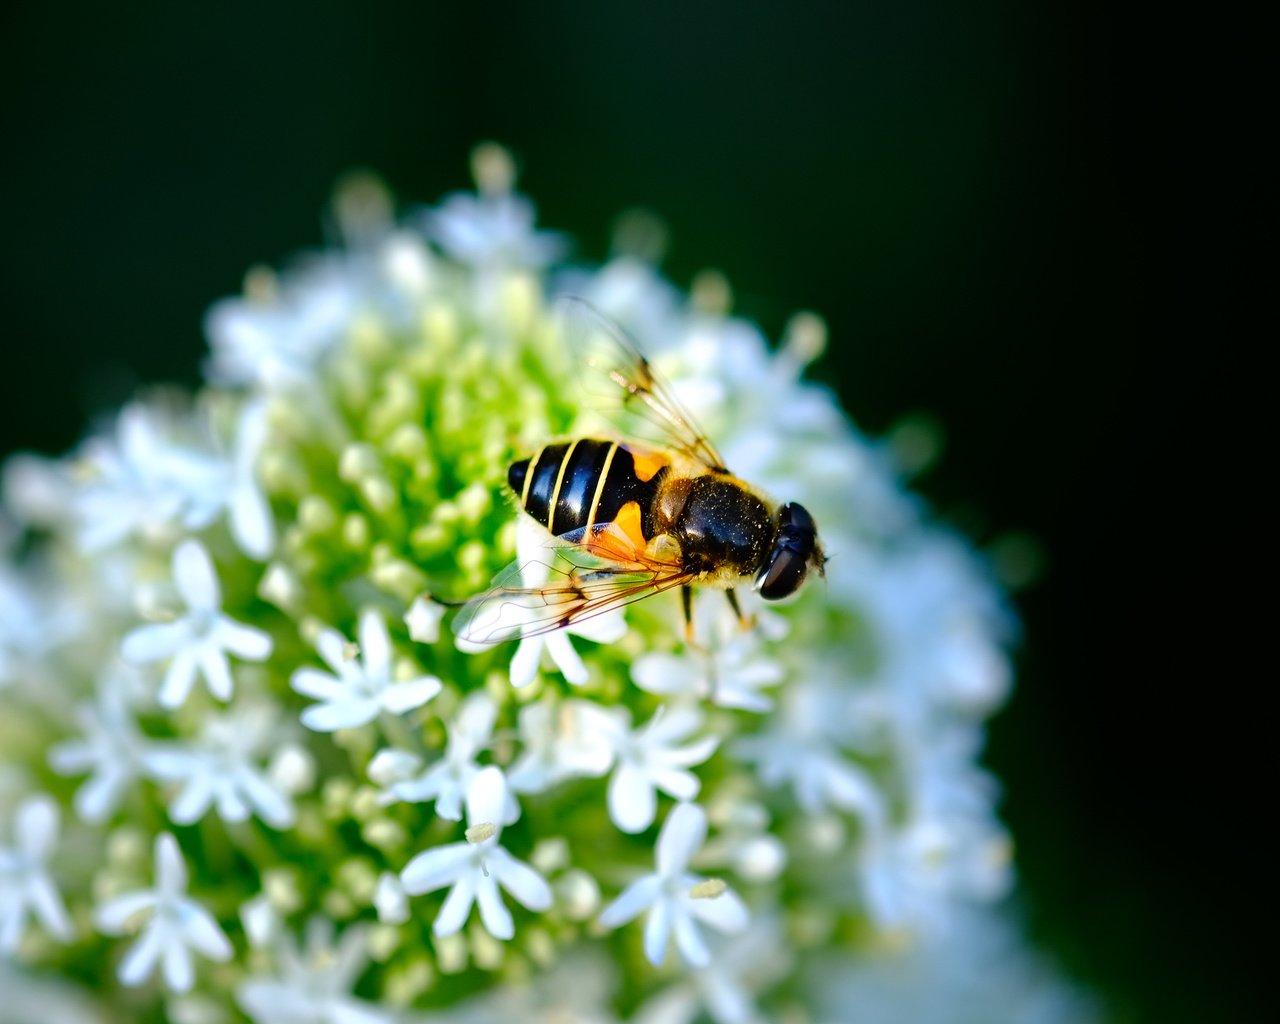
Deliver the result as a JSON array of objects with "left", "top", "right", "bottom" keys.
[{"left": 0, "top": 146, "right": 1096, "bottom": 1021}]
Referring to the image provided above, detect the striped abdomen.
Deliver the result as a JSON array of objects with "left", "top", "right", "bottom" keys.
[{"left": 508, "top": 439, "right": 666, "bottom": 539}]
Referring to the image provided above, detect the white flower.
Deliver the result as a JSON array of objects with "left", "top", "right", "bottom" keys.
[
  {"left": 403, "top": 594, "right": 446, "bottom": 644},
  {"left": 732, "top": 676, "right": 885, "bottom": 822},
  {"left": 632, "top": 917, "right": 792, "bottom": 1024},
  {"left": 47, "top": 674, "right": 148, "bottom": 824},
  {"left": 121, "top": 539, "right": 272, "bottom": 708},
  {"left": 506, "top": 697, "right": 615, "bottom": 796},
  {"left": 382, "top": 691, "right": 515, "bottom": 822},
  {"left": 632, "top": 633, "right": 784, "bottom": 713},
  {"left": 94, "top": 833, "right": 232, "bottom": 992},
  {"left": 425, "top": 181, "right": 564, "bottom": 272},
  {"left": 597, "top": 802, "right": 748, "bottom": 968},
  {"left": 290, "top": 608, "right": 441, "bottom": 732},
  {"left": 0, "top": 795, "right": 73, "bottom": 952},
  {"left": 600, "top": 706, "right": 717, "bottom": 834},
  {"left": 204, "top": 260, "right": 356, "bottom": 389},
  {"left": 400, "top": 767, "right": 552, "bottom": 940},
  {"left": 237, "top": 919, "right": 392, "bottom": 1024},
  {"left": 141, "top": 703, "right": 298, "bottom": 829}
]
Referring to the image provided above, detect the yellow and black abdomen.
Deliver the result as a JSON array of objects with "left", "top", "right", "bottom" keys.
[{"left": 508, "top": 439, "right": 666, "bottom": 539}]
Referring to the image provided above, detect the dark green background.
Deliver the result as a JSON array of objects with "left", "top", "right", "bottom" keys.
[{"left": 0, "top": 3, "right": 1242, "bottom": 1021}]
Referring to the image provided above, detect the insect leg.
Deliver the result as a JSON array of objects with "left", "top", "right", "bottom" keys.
[
  {"left": 681, "top": 585, "right": 696, "bottom": 645},
  {"left": 725, "top": 589, "right": 755, "bottom": 631}
]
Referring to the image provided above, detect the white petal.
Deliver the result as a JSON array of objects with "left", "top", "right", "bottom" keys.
[
  {"left": 27, "top": 873, "right": 73, "bottom": 940},
  {"left": 465, "top": 766, "right": 507, "bottom": 829},
  {"left": 358, "top": 608, "right": 391, "bottom": 679},
  {"left": 544, "top": 632, "right": 588, "bottom": 685},
  {"left": 198, "top": 647, "right": 234, "bottom": 701},
  {"left": 650, "top": 765, "right": 702, "bottom": 802},
  {"left": 158, "top": 650, "right": 199, "bottom": 708},
  {"left": 162, "top": 935, "right": 195, "bottom": 992},
  {"left": 230, "top": 482, "right": 275, "bottom": 560},
  {"left": 316, "top": 628, "right": 351, "bottom": 674},
  {"left": 664, "top": 734, "right": 719, "bottom": 768},
  {"left": 182, "top": 903, "right": 233, "bottom": 960},
  {"left": 597, "top": 875, "right": 661, "bottom": 929},
  {"left": 646, "top": 706, "right": 701, "bottom": 744},
  {"left": 608, "top": 762, "right": 656, "bottom": 834},
  {"left": 169, "top": 775, "right": 216, "bottom": 825},
  {"left": 301, "top": 697, "right": 380, "bottom": 732},
  {"left": 433, "top": 874, "right": 477, "bottom": 937},
  {"left": 121, "top": 621, "right": 187, "bottom": 663},
  {"left": 656, "top": 803, "right": 707, "bottom": 876},
  {"left": 474, "top": 873, "right": 514, "bottom": 940},
  {"left": 688, "top": 886, "right": 749, "bottom": 933},
  {"left": 400, "top": 842, "right": 472, "bottom": 894},
  {"left": 632, "top": 652, "right": 697, "bottom": 696},
  {"left": 238, "top": 770, "right": 296, "bottom": 829},
  {"left": 118, "top": 925, "right": 164, "bottom": 986},
  {"left": 508, "top": 635, "right": 543, "bottom": 688},
  {"left": 16, "top": 794, "right": 58, "bottom": 858},
  {"left": 568, "top": 607, "right": 627, "bottom": 643},
  {"left": 404, "top": 596, "right": 445, "bottom": 643},
  {"left": 155, "top": 832, "right": 188, "bottom": 896},
  {"left": 95, "top": 891, "right": 157, "bottom": 933},
  {"left": 642, "top": 896, "right": 673, "bottom": 966},
  {"left": 380, "top": 676, "right": 442, "bottom": 713},
  {"left": 174, "top": 539, "right": 220, "bottom": 612},
  {"left": 217, "top": 619, "right": 273, "bottom": 660},
  {"left": 488, "top": 847, "right": 552, "bottom": 912},
  {"left": 290, "top": 667, "right": 346, "bottom": 701},
  {"left": 671, "top": 910, "right": 710, "bottom": 967}
]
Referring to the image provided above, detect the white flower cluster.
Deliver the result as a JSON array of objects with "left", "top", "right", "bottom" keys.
[{"left": 0, "top": 146, "right": 1094, "bottom": 1021}]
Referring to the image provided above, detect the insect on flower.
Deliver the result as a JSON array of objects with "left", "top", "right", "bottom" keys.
[{"left": 453, "top": 298, "right": 826, "bottom": 646}]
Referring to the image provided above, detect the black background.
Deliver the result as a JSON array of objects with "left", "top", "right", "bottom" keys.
[{"left": 0, "top": 3, "right": 1245, "bottom": 1020}]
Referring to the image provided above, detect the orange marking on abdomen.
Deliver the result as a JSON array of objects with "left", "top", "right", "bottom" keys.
[
  {"left": 629, "top": 448, "right": 670, "bottom": 483},
  {"left": 588, "top": 500, "right": 648, "bottom": 564}
]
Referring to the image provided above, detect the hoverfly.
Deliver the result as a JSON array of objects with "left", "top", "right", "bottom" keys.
[{"left": 452, "top": 297, "right": 825, "bottom": 647}]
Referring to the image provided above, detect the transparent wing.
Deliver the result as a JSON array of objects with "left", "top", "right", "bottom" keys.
[
  {"left": 557, "top": 296, "right": 728, "bottom": 472},
  {"left": 453, "top": 521, "right": 695, "bottom": 646}
]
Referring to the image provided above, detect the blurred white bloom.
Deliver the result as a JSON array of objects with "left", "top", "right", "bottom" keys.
[
  {"left": 400, "top": 767, "right": 552, "bottom": 940},
  {"left": 121, "top": 539, "right": 272, "bottom": 707},
  {"left": 290, "top": 608, "right": 441, "bottom": 732},
  {"left": 142, "top": 703, "right": 297, "bottom": 829},
  {"left": 733, "top": 675, "right": 885, "bottom": 822},
  {"left": 426, "top": 179, "right": 564, "bottom": 273},
  {"left": 48, "top": 675, "right": 148, "bottom": 824},
  {"left": 403, "top": 594, "right": 446, "bottom": 644},
  {"left": 204, "top": 261, "right": 356, "bottom": 389},
  {"left": 0, "top": 795, "right": 72, "bottom": 953},
  {"left": 94, "top": 833, "right": 231, "bottom": 992},
  {"left": 372, "top": 873, "right": 408, "bottom": 925},
  {"left": 632, "top": 917, "right": 792, "bottom": 1024},
  {"left": 0, "top": 565, "right": 78, "bottom": 690},
  {"left": 506, "top": 697, "right": 614, "bottom": 795},
  {"left": 601, "top": 706, "right": 717, "bottom": 834},
  {"left": 806, "top": 904, "right": 1099, "bottom": 1024},
  {"left": 598, "top": 802, "right": 748, "bottom": 967},
  {"left": 237, "top": 919, "right": 391, "bottom": 1024},
  {"left": 382, "top": 692, "right": 515, "bottom": 823}
]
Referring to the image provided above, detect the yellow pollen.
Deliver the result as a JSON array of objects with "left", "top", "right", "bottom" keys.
[
  {"left": 689, "top": 878, "right": 727, "bottom": 899},
  {"left": 466, "top": 822, "right": 497, "bottom": 844}
]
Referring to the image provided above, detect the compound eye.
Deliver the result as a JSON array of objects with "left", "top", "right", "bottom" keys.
[
  {"left": 778, "top": 502, "right": 816, "bottom": 533},
  {"left": 756, "top": 547, "right": 808, "bottom": 601}
]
